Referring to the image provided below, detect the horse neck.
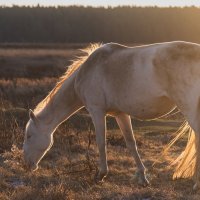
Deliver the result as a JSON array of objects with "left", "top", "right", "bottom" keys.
[{"left": 36, "top": 73, "right": 83, "bottom": 132}]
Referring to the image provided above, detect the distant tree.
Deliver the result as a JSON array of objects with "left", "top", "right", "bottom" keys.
[{"left": 0, "top": 6, "right": 200, "bottom": 43}]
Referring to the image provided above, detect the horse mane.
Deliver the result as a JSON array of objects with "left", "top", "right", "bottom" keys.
[{"left": 34, "top": 43, "right": 101, "bottom": 114}]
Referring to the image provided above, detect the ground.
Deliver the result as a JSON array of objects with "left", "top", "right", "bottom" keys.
[{"left": 0, "top": 44, "right": 199, "bottom": 200}]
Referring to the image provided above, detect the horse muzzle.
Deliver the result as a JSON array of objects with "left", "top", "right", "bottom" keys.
[
  {"left": 23, "top": 154, "right": 38, "bottom": 171},
  {"left": 24, "top": 161, "right": 38, "bottom": 171}
]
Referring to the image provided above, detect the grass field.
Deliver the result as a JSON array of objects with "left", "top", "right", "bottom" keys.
[{"left": 0, "top": 44, "right": 199, "bottom": 200}]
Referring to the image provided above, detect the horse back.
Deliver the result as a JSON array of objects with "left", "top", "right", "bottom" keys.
[{"left": 75, "top": 41, "right": 200, "bottom": 118}]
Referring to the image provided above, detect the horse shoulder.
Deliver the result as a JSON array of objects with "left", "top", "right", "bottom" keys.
[
  {"left": 75, "top": 43, "right": 128, "bottom": 83},
  {"left": 74, "top": 43, "right": 131, "bottom": 106}
]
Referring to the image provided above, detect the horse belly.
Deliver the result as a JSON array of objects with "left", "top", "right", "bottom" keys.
[
  {"left": 107, "top": 93, "right": 176, "bottom": 120},
  {"left": 130, "top": 96, "right": 175, "bottom": 119}
]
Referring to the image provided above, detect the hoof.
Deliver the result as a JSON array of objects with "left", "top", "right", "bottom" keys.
[
  {"left": 138, "top": 175, "right": 150, "bottom": 187},
  {"left": 94, "top": 171, "right": 107, "bottom": 183},
  {"left": 132, "top": 171, "right": 150, "bottom": 187}
]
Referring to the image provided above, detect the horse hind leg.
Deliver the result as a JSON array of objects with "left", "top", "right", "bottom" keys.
[
  {"left": 169, "top": 94, "right": 200, "bottom": 190},
  {"left": 186, "top": 118, "right": 200, "bottom": 190},
  {"left": 115, "top": 113, "right": 149, "bottom": 186},
  {"left": 176, "top": 119, "right": 200, "bottom": 191}
]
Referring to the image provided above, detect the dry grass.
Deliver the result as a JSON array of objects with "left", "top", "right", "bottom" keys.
[
  {"left": 0, "top": 44, "right": 200, "bottom": 200},
  {"left": 0, "top": 45, "right": 85, "bottom": 79}
]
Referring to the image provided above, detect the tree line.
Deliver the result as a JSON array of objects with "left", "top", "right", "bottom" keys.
[{"left": 0, "top": 6, "right": 200, "bottom": 44}]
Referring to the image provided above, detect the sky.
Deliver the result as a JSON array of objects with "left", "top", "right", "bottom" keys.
[{"left": 1, "top": 0, "right": 200, "bottom": 7}]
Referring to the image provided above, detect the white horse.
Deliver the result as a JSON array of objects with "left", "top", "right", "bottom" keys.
[{"left": 23, "top": 41, "right": 200, "bottom": 189}]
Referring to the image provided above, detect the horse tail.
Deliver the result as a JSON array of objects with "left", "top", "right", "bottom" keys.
[{"left": 164, "top": 121, "right": 197, "bottom": 179}]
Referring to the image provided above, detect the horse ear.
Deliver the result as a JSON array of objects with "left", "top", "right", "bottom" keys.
[{"left": 29, "top": 109, "right": 37, "bottom": 122}]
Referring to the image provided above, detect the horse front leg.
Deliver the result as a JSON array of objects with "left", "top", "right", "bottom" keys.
[
  {"left": 89, "top": 107, "right": 108, "bottom": 182},
  {"left": 115, "top": 113, "right": 149, "bottom": 186}
]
